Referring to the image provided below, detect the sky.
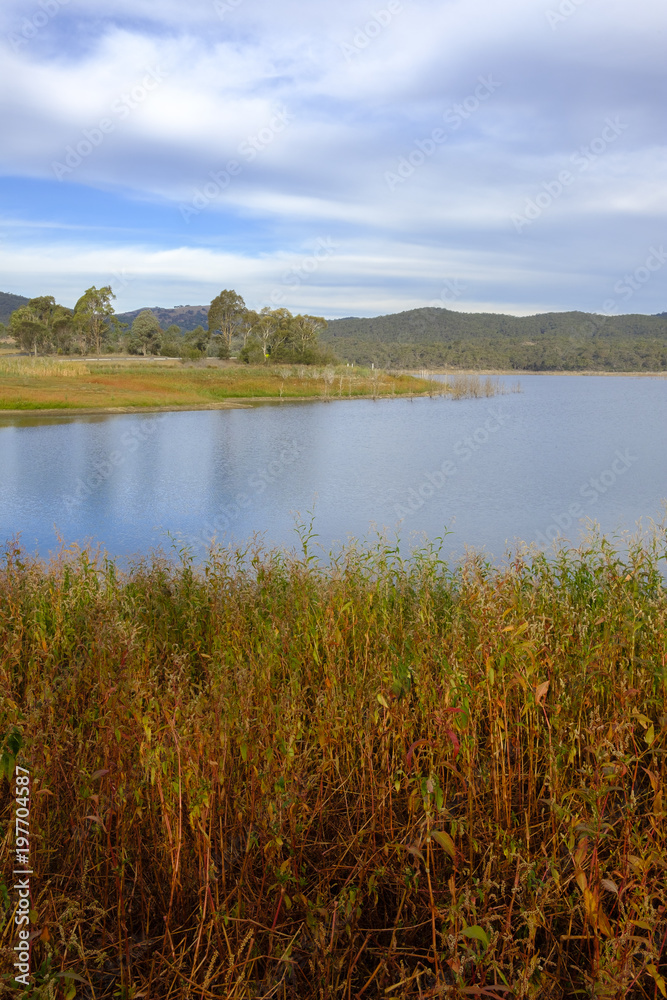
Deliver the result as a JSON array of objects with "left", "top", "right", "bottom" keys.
[{"left": 0, "top": 0, "right": 665, "bottom": 319}]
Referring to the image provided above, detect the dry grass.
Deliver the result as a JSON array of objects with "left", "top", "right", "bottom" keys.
[
  {"left": 0, "top": 358, "right": 91, "bottom": 378},
  {"left": 0, "top": 361, "right": 440, "bottom": 411},
  {"left": 439, "top": 374, "right": 517, "bottom": 399},
  {"left": 1, "top": 524, "right": 666, "bottom": 998}
]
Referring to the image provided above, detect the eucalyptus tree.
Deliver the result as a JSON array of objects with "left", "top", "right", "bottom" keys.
[
  {"left": 50, "top": 304, "right": 76, "bottom": 353},
  {"left": 131, "top": 309, "right": 162, "bottom": 356},
  {"left": 7, "top": 296, "right": 75, "bottom": 355},
  {"left": 237, "top": 308, "right": 258, "bottom": 350},
  {"left": 290, "top": 314, "right": 327, "bottom": 354},
  {"left": 250, "top": 307, "right": 294, "bottom": 359},
  {"left": 8, "top": 306, "right": 48, "bottom": 355},
  {"left": 73, "top": 285, "right": 116, "bottom": 356},
  {"left": 208, "top": 289, "right": 247, "bottom": 352}
]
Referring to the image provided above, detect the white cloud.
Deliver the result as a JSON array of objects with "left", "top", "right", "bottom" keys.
[
  {"left": 0, "top": 0, "right": 666, "bottom": 316},
  {"left": 2, "top": 228, "right": 662, "bottom": 320}
]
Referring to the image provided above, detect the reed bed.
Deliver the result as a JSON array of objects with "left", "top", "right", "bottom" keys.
[
  {"left": 1, "top": 526, "right": 666, "bottom": 999},
  {"left": 0, "top": 358, "right": 91, "bottom": 378},
  {"left": 439, "top": 374, "right": 511, "bottom": 399}
]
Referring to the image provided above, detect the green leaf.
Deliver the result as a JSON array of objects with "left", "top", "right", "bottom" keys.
[
  {"left": 1, "top": 752, "right": 14, "bottom": 782},
  {"left": 429, "top": 829, "right": 456, "bottom": 860},
  {"left": 648, "top": 965, "right": 667, "bottom": 998},
  {"left": 462, "top": 924, "right": 490, "bottom": 949},
  {"left": 7, "top": 729, "right": 23, "bottom": 756}
]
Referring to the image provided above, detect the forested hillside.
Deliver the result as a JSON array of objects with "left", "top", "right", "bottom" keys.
[
  {"left": 4, "top": 290, "right": 667, "bottom": 369},
  {"left": 0, "top": 291, "right": 30, "bottom": 326},
  {"left": 322, "top": 308, "right": 667, "bottom": 370},
  {"left": 115, "top": 304, "right": 209, "bottom": 333}
]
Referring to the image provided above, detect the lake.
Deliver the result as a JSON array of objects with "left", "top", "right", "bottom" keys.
[{"left": 1, "top": 374, "right": 665, "bottom": 565}]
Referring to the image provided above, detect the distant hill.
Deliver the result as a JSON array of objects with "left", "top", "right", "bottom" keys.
[
  {"left": 4, "top": 290, "right": 667, "bottom": 369},
  {"left": 1, "top": 293, "right": 209, "bottom": 334},
  {"left": 322, "top": 308, "right": 667, "bottom": 370},
  {"left": 116, "top": 304, "right": 209, "bottom": 333},
  {"left": 0, "top": 291, "right": 30, "bottom": 326},
  {"left": 324, "top": 307, "right": 667, "bottom": 342}
]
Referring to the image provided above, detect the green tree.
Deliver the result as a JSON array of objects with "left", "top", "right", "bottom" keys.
[
  {"left": 288, "top": 314, "right": 327, "bottom": 356},
  {"left": 73, "top": 286, "right": 116, "bottom": 356},
  {"left": 239, "top": 309, "right": 258, "bottom": 349},
  {"left": 229, "top": 308, "right": 259, "bottom": 358},
  {"left": 8, "top": 297, "right": 76, "bottom": 355},
  {"left": 253, "top": 307, "right": 293, "bottom": 359},
  {"left": 160, "top": 324, "right": 183, "bottom": 357},
  {"left": 50, "top": 305, "right": 76, "bottom": 353},
  {"left": 208, "top": 290, "right": 246, "bottom": 351},
  {"left": 181, "top": 325, "right": 209, "bottom": 359},
  {"left": 214, "top": 335, "right": 230, "bottom": 360},
  {"left": 131, "top": 310, "right": 162, "bottom": 356},
  {"left": 27, "top": 295, "right": 57, "bottom": 325},
  {"left": 239, "top": 308, "right": 334, "bottom": 364},
  {"left": 9, "top": 306, "right": 48, "bottom": 356}
]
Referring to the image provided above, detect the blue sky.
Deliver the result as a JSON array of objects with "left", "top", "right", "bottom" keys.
[{"left": 0, "top": 0, "right": 665, "bottom": 318}]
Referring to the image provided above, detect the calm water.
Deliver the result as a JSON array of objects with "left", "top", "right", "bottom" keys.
[{"left": 1, "top": 375, "right": 665, "bottom": 565}]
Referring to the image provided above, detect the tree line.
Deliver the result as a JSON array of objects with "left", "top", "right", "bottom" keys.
[
  {"left": 328, "top": 335, "right": 667, "bottom": 371},
  {"left": 1, "top": 287, "right": 335, "bottom": 364},
  {"left": 322, "top": 307, "right": 667, "bottom": 371},
  {"left": 5, "top": 292, "right": 667, "bottom": 370}
]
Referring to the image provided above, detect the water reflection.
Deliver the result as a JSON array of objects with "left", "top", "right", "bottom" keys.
[{"left": 0, "top": 375, "right": 665, "bottom": 564}]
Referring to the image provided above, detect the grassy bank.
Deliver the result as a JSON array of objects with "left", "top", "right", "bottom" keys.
[
  {"left": 0, "top": 359, "right": 502, "bottom": 411},
  {"left": 1, "top": 528, "right": 666, "bottom": 998}
]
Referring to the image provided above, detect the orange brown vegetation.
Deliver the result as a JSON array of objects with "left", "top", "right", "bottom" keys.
[{"left": 1, "top": 527, "right": 666, "bottom": 997}]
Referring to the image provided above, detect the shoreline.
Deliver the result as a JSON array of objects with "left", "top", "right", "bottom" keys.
[
  {"left": 4, "top": 352, "right": 666, "bottom": 378},
  {"left": 1, "top": 369, "right": 664, "bottom": 418},
  {"left": 394, "top": 367, "right": 667, "bottom": 377},
  {"left": 0, "top": 391, "right": 441, "bottom": 417}
]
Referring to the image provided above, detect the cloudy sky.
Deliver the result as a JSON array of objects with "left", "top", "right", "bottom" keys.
[{"left": 0, "top": 0, "right": 665, "bottom": 318}]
